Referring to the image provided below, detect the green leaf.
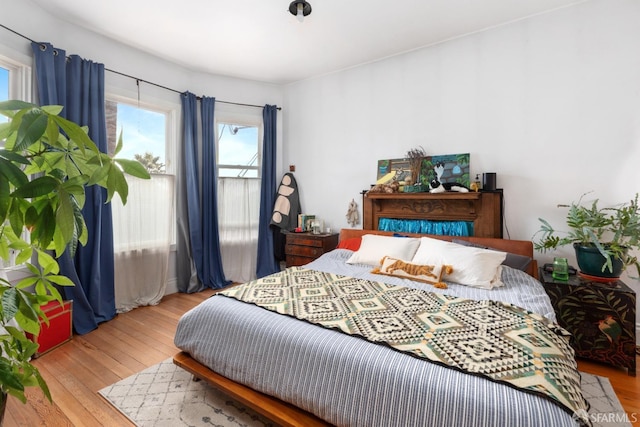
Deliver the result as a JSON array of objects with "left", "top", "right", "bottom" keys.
[
  {"left": 14, "top": 247, "right": 33, "bottom": 265},
  {"left": 15, "top": 276, "right": 38, "bottom": 290},
  {"left": 34, "top": 204, "right": 56, "bottom": 249},
  {"left": 61, "top": 176, "right": 87, "bottom": 196},
  {"left": 0, "top": 176, "right": 10, "bottom": 220},
  {"left": 45, "top": 275, "right": 74, "bottom": 287},
  {"left": 34, "top": 368, "right": 52, "bottom": 402},
  {"left": 0, "top": 100, "right": 35, "bottom": 111},
  {"left": 0, "top": 149, "right": 30, "bottom": 165},
  {"left": 14, "top": 109, "right": 48, "bottom": 152},
  {"left": 0, "top": 359, "right": 26, "bottom": 398},
  {"left": 1, "top": 286, "right": 19, "bottom": 323},
  {"left": 11, "top": 176, "right": 59, "bottom": 198},
  {"left": 8, "top": 202, "right": 25, "bottom": 237},
  {"left": 115, "top": 158, "right": 151, "bottom": 179},
  {"left": 55, "top": 187, "right": 75, "bottom": 247},
  {"left": 107, "top": 165, "right": 129, "bottom": 204},
  {"left": 24, "top": 205, "right": 39, "bottom": 232},
  {"left": 41, "top": 105, "right": 63, "bottom": 115},
  {"left": 114, "top": 129, "right": 123, "bottom": 155},
  {"left": 75, "top": 210, "right": 88, "bottom": 247},
  {"left": 87, "top": 163, "right": 111, "bottom": 186},
  {"left": 50, "top": 115, "right": 97, "bottom": 154},
  {"left": 0, "top": 157, "right": 29, "bottom": 188},
  {"left": 37, "top": 250, "right": 59, "bottom": 275}
]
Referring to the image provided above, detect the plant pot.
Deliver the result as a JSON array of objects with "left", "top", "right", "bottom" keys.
[
  {"left": 0, "top": 392, "right": 6, "bottom": 425},
  {"left": 573, "top": 243, "right": 625, "bottom": 279}
]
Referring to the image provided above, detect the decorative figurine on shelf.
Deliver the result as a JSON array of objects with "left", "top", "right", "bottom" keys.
[
  {"left": 470, "top": 174, "right": 481, "bottom": 192},
  {"left": 429, "top": 180, "right": 470, "bottom": 193},
  {"left": 367, "top": 181, "right": 400, "bottom": 193},
  {"left": 346, "top": 199, "right": 360, "bottom": 227}
]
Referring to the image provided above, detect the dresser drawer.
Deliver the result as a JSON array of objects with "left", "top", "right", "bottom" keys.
[
  {"left": 285, "top": 232, "right": 339, "bottom": 267},
  {"left": 286, "top": 235, "right": 326, "bottom": 247},
  {"left": 285, "top": 244, "right": 322, "bottom": 258}
]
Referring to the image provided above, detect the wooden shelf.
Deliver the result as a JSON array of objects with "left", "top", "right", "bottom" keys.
[
  {"left": 365, "top": 192, "right": 482, "bottom": 200},
  {"left": 362, "top": 190, "right": 503, "bottom": 238}
]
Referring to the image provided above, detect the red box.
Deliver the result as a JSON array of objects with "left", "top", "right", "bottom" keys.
[{"left": 26, "top": 300, "right": 73, "bottom": 357}]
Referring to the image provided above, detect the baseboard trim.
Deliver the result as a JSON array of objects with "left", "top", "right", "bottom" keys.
[{"left": 165, "top": 278, "right": 178, "bottom": 295}]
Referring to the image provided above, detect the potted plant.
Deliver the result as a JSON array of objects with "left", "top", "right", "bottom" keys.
[
  {"left": 0, "top": 100, "right": 149, "bottom": 418},
  {"left": 533, "top": 192, "right": 640, "bottom": 279}
]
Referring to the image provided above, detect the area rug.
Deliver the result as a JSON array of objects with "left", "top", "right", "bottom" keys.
[{"left": 99, "top": 358, "right": 631, "bottom": 427}]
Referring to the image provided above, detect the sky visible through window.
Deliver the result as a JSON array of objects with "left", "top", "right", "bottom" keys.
[
  {"left": 218, "top": 123, "right": 259, "bottom": 177},
  {"left": 116, "top": 103, "right": 166, "bottom": 165},
  {"left": 0, "top": 67, "right": 8, "bottom": 123}
]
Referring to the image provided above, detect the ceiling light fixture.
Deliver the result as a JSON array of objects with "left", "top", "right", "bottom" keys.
[{"left": 289, "top": 0, "right": 312, "bottom": 23}]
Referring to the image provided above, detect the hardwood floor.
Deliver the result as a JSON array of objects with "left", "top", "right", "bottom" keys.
[{"left": 5, "top": 289, "right": 640, "bottom": 426}]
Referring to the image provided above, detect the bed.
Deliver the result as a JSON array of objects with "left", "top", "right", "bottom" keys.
[{"left": 174, "top": 229, "right": 590, "bottom": 427}]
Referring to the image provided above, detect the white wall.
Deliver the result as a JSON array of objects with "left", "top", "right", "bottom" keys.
[{"left": 283, "top": 0, "right": 639, "bottom": 294}]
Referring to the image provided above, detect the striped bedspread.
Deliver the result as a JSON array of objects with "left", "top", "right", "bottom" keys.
[{"left": 175, "top": 249, "right": 588, "bottom": 427}]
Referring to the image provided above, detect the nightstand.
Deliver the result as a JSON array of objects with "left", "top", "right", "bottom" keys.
[
  {"left": 285, "top": 232, "right": 339, "bottom": 267},
  {"left": 539, "top": 268, "right": 636, "bottom": 376}
]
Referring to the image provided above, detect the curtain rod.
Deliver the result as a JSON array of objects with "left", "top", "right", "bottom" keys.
[
  {"left": 107, "top": 68, "right": 281, "bottom": 111},
  {"left": 0, "top": 23, "right": 280, "bottom": 111}
]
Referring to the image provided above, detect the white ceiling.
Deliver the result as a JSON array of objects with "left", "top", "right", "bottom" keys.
[{"left": 31, "top": 0, "right": 584, "bottom": 85}]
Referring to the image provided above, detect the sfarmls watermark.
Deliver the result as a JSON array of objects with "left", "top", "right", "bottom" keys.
[{"left": 573, "top": 409, "right": 638, "bottom": 424}]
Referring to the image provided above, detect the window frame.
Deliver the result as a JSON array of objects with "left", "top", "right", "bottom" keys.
[
  {"left": 105, "top": 93, "right": 179, "bottom": 249},
  {"left": 0, "top": 53, "right": 31, "bottom": 102},
  {"left": 105, "top": 94, "right": 177, "bottom": 176},
  {"left": 215, "top": 107, "right": 263, "bottom": 179},
  {"left": 0, "top": 53, "right": 31, "bottom": 278}
]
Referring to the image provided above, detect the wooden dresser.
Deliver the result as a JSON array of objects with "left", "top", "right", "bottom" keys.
[{"left": 285, "top": 232, "right": 339, "bottom": 267}]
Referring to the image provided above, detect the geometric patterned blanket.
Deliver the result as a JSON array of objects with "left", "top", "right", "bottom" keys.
[{"left": 220, "top": 267, "right": 591, "bottom": 426}]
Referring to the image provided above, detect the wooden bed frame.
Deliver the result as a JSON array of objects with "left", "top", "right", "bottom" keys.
[{"left": 174, "top": 229, "right": 538, "bottom": 427}]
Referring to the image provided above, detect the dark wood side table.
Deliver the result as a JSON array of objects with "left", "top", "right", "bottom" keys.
[
  {"left": 285, "top": 232, "right": 339, "bottom": 267},
  {"left": 539, "top": 268, "right": 636, "bottom": 376}
]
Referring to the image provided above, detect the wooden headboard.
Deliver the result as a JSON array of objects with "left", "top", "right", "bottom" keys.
[
  {"left": 339, "top": 228, "right": 538, "bottom": 278},
  {"left": 362, "top": 191, "right": 503, "bottom": 238}
]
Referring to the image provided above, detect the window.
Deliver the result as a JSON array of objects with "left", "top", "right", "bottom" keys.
[
  {"left": 0, "top": 55, "right": 30, "bottom": 271},
  {"left": 106, "top": 99, "right": 169, "bottom": 173},
  {"left": 217, "top": 122, "right": 261, "bottom": 178},
  {"left": 215, "top": 115, "right": 263, "bottom": 282},
  {"left": 0, "top": 66, "right": 8, "bottom": 109},
  {"left": 1, "top": 66, "right": 11, "bottom": 268}
]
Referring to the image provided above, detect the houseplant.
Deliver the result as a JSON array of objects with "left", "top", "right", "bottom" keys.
[
  {"left": 0, "top": 100, "right": 149, "bottom": 416},
  {"left": 533, "top": 192, "right": 640, "bottom": 279}
]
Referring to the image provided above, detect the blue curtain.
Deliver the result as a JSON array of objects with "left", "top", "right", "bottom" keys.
[
  {"left": 31, "top": 42, "right": 115, "bottom": 334},
  {"left": 256, "top": 105, "right": 280, "bottom": 277},
  {"left": 378, "top": 218, "right": 474, "bottom": 236},
  {"left": 180, "top": 92, "right": 204, "bottom": 288},
  {"left": 201, "top": 97, "right": 230, "bottom": 288},
  {"left": 177, "top": 92, "right": 229, "bottom": 291}
]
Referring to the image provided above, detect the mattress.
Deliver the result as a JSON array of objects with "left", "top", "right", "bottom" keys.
[{"left": 174, "top": 249, "right": 581, "bottom": 427}]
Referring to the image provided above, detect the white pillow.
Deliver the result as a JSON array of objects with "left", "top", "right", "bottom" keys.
[
  {"left": 346, "top": 234, "right": 420, "bottom": 266},
  {"left": 411, "top": 237, "right": 507, "bottom": 289}
]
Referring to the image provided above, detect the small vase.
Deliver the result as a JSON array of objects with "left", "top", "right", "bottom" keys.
[{"left": 573, "top": 243, "right": 625, "bottom": 279}]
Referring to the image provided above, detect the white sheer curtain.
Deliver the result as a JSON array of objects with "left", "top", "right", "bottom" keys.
[
  {"left": 111, "top": 174, "right": 175, "bottom": 312},
  {"left": 218, "top": 177, "right": 260, "bottom": 283}
]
